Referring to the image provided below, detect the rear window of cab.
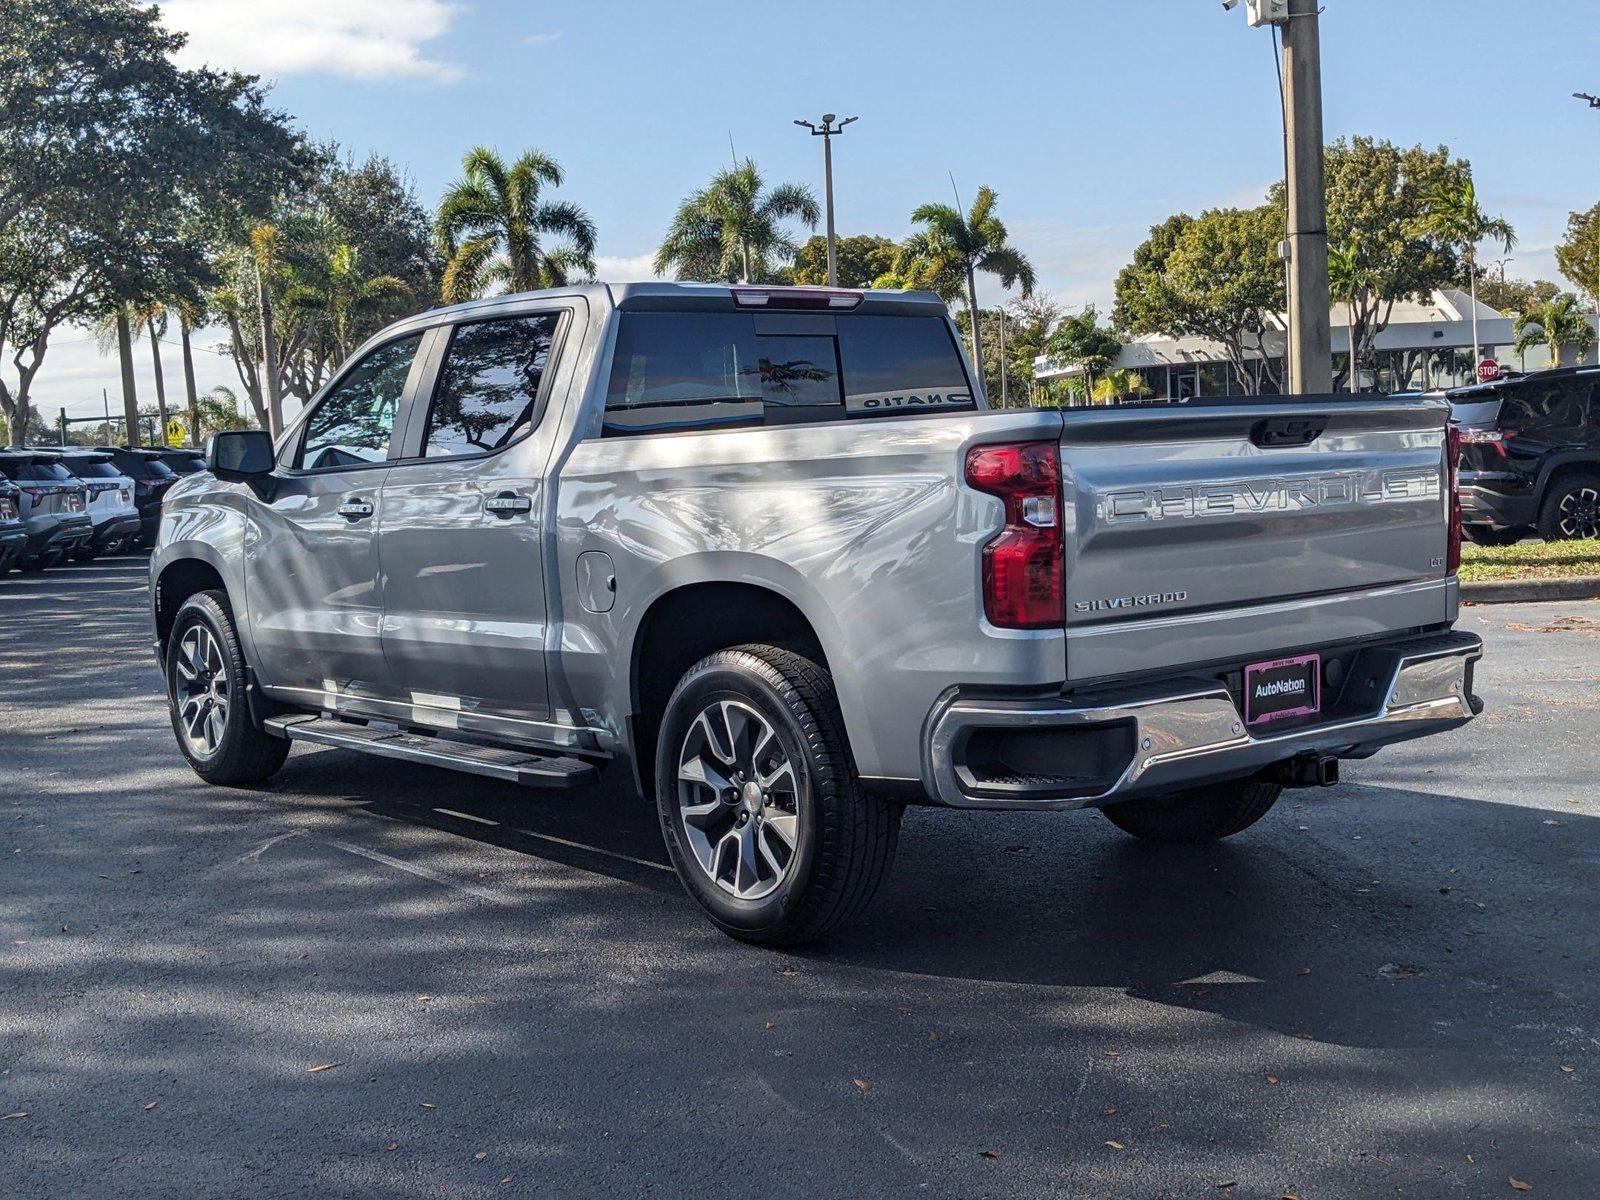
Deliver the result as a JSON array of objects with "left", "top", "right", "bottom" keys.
[{"left": 603, "top": 312, "right": 974, "bottom": 436}]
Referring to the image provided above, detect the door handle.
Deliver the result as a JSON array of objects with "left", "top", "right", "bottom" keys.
[
  {"left": 485, "top": 491, "right": 533, "bottom": 519},
  {"left": 337, "top": 498, "right": 375, "bottom": 521}
]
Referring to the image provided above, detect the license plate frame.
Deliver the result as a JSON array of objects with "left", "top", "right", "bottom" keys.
[{"left": 1243, "top": 652, "right": 1321, "bottom": 728}]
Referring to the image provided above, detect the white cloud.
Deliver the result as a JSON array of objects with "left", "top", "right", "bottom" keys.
[
  {"left": 593, "top": 253, "right": 658, "bottom": 282},
  {"left": 523, "top": 31, "right": 562, "bottom": 46},
  {"left": 162, "top": 0, "right": 463, "bottom": 83}
]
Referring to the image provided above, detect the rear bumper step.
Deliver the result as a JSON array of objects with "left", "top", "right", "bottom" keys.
[
  {"left": 264, "top": 714, "right": 599, "bottom": 789},
  {"left": 924, "top": 630, "right": 1482, "bottom": 811}
]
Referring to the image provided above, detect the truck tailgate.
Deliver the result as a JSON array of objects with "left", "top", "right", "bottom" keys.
[{"left": 1059, "top": 397, "right": 1453, "bottom": 683}]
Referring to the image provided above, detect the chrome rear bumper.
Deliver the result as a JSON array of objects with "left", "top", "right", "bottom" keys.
[{"left": 924, "top": 631, "right": 1482, "bottom": 811}]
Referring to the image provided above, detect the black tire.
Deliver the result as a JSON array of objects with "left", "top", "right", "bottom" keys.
[
  {"left": 73, "top": 544, "right": 100, "bottom": 562},
  {"left": 165, "top": 589, "right": 289, "bottom": 786},
  {"left": 1536, "top": 470, "right": 1600, "bottom": 542},
  {"left": 1100, "top": 778, "right": 1282, "bottom": 844},
  {"left": 655, "top": 644, "right": 900, "bottom": 947},
  {"left": 1462, "top": 523, "right": 1525, "bottom": 547}
]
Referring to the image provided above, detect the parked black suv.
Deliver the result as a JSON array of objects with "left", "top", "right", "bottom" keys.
[
  {"left": 97, "top": 446, "right": 178, "bottom": 547},
  {"left": 148, "top": 447, "right": 206, "bottom": 476},
  {"left": 1447, "top": 366, "right": 1600, "bottom": 544}
]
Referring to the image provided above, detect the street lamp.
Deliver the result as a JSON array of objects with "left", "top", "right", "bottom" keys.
[
  {"left": 793, "top": 114, "right": 857, "bottom": 287},
  {"left": 1574, "top": 94, "right": 1600, "bottom": 358}
]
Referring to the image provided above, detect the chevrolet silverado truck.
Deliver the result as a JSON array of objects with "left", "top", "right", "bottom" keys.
[{"left": 149, "top": 283, "right": 1483, "bottom": 945}]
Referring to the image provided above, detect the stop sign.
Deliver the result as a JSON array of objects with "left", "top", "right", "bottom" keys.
[{"left": 1476, "top": 358, "right": 1500, "bottom": 383}]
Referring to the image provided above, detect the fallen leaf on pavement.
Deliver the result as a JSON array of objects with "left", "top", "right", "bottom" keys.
[
  {"left": 1509, "top": 1177, "right": 1533, "bottom": 1192},
  {"left": 474, "top": 1151, "right": 487, "bottom": 1161},
  {"left": 143, "top": 1101, "right": 157, "bottom": 1111},
  {"left": 500, "top": 1177, "right": 514, "bottom": 1185},
  {"left": 1560, "top": 1066, "right": 1574, "bottom": 1074},
  {"left": 1103, "top": 1107, "right": 1117, "bottom": 1116},
  {"left": 1104, "top": 1050, "right": 1120, "bottom": 1058},
  {"left": 853, "top": 1079, "right": 871, "bottom": 1092},
  {"left": 385, "top": 1144, "right": 398, "bottom": 1152},
  {"left": 928, "top": 1032, "right": 939, "bottom": 1043},
  {"left": 1266, "top": 1076, "right": 1279, "bottom": 1085},
  {"left": 2, "top": 1112, "right": 26, "bottom": 1120},
  {"left": 1297, "top": 967, "right": 1310, "bottom": 976},
  {"left": 776, "top": 968, "right": 799, "bottom": 977},
  {"left": 978, "top": 1150, "right": 999, "bottom": 1159},
  {"left": 417, "top": 995, "right": 432, "bottom": 1003},
  {"left": 420, "top": 1102, "right": 436, "bottom": 1108},
  {"left": 307, "top": 1063, "right": 340, "bottom": 1074},
  {"left": 1105, "top": 1140, "right": 1124, "bottom": 1151},
  {"left": 763, "top": 1021, "right": 774, "bottom": 1030}
]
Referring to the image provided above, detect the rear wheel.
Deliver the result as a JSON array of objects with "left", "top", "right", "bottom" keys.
[
  {"left": 1537, "top": 471, "right": 1600, "bottom": 542},
  {"left": 1462, "top": 523, "right": 1525, "bottom": 547},
  {"left": 166, "top": 590, "right": 289, "bottom": 786},
  {"left": 655, "top": 644, "right": 900, "bottom": 947},
  {"left": 1100, "top": 778, "right": 1282, "bottom": 844}
]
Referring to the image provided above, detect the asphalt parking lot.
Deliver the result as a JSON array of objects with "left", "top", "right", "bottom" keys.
[{"left": 2, "top": 557, "right": 1597, "bottom": 1200}]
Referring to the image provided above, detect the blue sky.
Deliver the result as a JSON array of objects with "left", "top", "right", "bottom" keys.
[{"left": 38, "top": 0, "right": 1600, "bottom": 420}]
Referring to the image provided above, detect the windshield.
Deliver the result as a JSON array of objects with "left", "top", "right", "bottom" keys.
[{"left": 604, "top": 312, "right": 974, "bottom": 435}]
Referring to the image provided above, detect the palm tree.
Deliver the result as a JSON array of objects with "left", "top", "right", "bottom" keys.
[
  {"left": 435, "top": 148, "right": 597, "bottom": 304},
  {"left": 1327, "top": 243, "right": 1369, "bottom": 393},
  {"left": 92, "top": 305, "right": 142, "bottom": 446},
  {"left": 654, "top": 159, "right": 819, "bottom": 284},
  {"left": 1427, "top": 177, "right": 1515, "bottom": 363},
  {"left": 283, "top": 243, "right": 408, "bottom": 368},
  {"left": 1512, "top": 293, "right": 1597, "bottom": 368},
  {"left": 1091, "top": 368, "right": 1152, "bottom": 406},
  {"left": 904, "top": 187, "right": 1035, "bottom": 389},
  {"left": 130, "top": 304, "right": 171, "bottom": 444}
]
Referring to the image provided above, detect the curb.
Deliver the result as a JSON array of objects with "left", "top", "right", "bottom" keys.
[{"left": 1460, "top": 573, "right": 1600, "bottom": 604}]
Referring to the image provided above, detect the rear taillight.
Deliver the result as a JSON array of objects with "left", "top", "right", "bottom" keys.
[
  {"left": 965, "top": 440, "right": 1064, "bottom": 629},
  {"left": 0, "top": 499, "right": 15, "bottom": 520},
  {"left": 66, "top": 490, "right": 85, "bottom": 512},
  {"left": 1446, "top": 424, "right": 1463, "bottom": 574},
  {"left": 1458, "top": 426, "right": 1513, "bottom": 458},
  {"left": 120, "top": 486, "right": 132, "bottom": 504}
]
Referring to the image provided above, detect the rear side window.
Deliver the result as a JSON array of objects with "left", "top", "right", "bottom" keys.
[
  {"left": 421, "top": 313, "right": 562, "bottom": 458},
  {"left": 603, "top": 312, "right": 972, "bottom": 436}
]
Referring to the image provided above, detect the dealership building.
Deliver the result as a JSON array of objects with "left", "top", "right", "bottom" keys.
[{"left": 1033, "top": 289, "right": 1600, "bottom": 400}]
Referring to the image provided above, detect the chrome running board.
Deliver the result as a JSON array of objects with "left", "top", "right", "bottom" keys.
[{"left": 265, "top": 714, "right": 599, "bottom": 789}]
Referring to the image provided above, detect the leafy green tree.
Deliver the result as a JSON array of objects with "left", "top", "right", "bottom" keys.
[
  {"left": 0, "top": 0, "right": 305, "bottom": 445},
  {"left": 1512, "top": 293, "right": 1596, "bottom": 368},
  {"left": 1044, "top": 304, "right": 1122, "bottom": 402},
  {"left": 283, "top": 242, "right": 409, "bottom": 369},
  {"left": 785, "top": 235, "right": 899, "bottom": 287},
  {"left": 1474, "top": 274, "right": 1558, "bottom": 316},
  {"left": 1554, "top": 202, "right": 1600, "bottom": 311},
  {"left": 1425, "top": 176, "right": 1514, "bottom": 360},
  {"left": 1114, "top": 205, "right": 1284, "bottom": 393},
  {"left": 655, "top": 159, "right": 818, "bottom": 284},
  {"left": 435, "top": 148, "right": 596, "bottom": 304},
  {"left": 903, "top": 187, "right": 1035, "bottom": 388},
  {"left": 1314, "top": 137, "right": 1469, "bottom": 372}
]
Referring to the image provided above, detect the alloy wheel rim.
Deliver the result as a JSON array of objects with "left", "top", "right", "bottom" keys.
[
  {"left": 1557, "top": 487, "right": 1600, "bottom": 539},
  {"left": 676, "top": 699, "right": 800, "bottom": 900},
  {"left": 174, "top": 624, "right": 229, "bottom": 756}
]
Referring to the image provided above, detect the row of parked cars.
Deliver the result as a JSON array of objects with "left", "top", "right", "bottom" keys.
[{"left": 0, "top": 444, "right": 205, "bottom": 574}]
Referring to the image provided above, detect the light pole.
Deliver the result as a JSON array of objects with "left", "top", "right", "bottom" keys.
[
  {"left": 1228, "top": 0, "right": 1332, "bottom": 393},
  {"left": 793, "top": 114, "right": 857, "bottom": 287},
  {"left": 1573, "top": 93, "right": 1600, "bottom": 361}
]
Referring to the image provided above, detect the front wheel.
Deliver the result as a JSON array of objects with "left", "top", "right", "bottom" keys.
[
  {"left": 655, "top": 644, "right": 900, "bottom": 947},
  {"left": 166, "top": 590, "right": 289, "bottom": 786},
  {"left": 1100, "top": 778, "right": 1282, "bottom": 844}
]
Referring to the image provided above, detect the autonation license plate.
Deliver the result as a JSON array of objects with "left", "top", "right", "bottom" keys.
[{"left": 1243, "top": 653, "right": 1321, "bottom": 727}]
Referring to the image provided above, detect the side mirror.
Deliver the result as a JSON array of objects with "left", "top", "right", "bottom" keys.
[{"left": 206, "top": 430, "right": 275, "bottom": 482}]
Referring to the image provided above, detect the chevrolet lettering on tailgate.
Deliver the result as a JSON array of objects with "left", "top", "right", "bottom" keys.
[{"left": 1098, "top": 467, "right": 1440, "bottom": 525}]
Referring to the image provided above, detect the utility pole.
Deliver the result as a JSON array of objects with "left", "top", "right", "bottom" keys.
[
  {"left": 793, "top": 114, "right": 857, "bottom": 286},
  {"left": 1279, "top": 0, "right": 1332, "bottom": 393},
  {"left": 997, "top": 305, "right": 1010, "bottom": 406},
  {"left": 1573, "top": 93, "right": 1600, "bottom": 362}
]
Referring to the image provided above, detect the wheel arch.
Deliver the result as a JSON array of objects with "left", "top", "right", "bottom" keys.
[
  {"left": 1533, "top": 450, "right": 1600, "bottom": 499},
  {"left": 153, "top": 555, "right": 232, "bottom": 659},
  {"left": 625, "top": 578, "right": 843, "bottom": 802}
]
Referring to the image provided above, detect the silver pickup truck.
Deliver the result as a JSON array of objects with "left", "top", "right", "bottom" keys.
[{"left": 150, "top": 283, "right": 1482, "bottom": 945}]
